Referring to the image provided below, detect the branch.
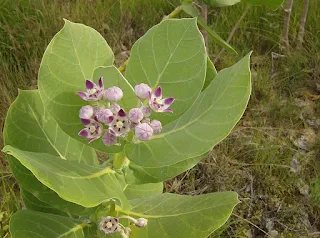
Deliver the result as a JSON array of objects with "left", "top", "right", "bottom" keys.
[
  {"left": 281, "top": 0, "right": 294, "bottom": 52},
  {"left": 296, "top": 0, "right": 310, "bottom": 50}
]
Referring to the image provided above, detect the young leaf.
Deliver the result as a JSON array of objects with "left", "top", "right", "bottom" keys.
[
  {"left": 38, "top": 19, "right": 118, "bottom": 152},
  {"left": 244, "top": 0, "right": 284, "bottom": 10},
  {"left": 125, "top": 18, "right": 207, "bottom": 125},
  {"left": 21, "top": 188, "right": 67, "bottom": 216},
  {"left": 93, "top": 66, "right": 137, "bottom": 111},
  {"left": 10, "top": 210, "right": 95, "bottom": 238},
  {"left": 3, "top": 146, "right": 130, "bottom": 209},
  {"left": 117, "top": 192, "right": 239, "bottom": 238},
  {"left": 202, "top": 0, "right": 241, "bottom": 7},
  {"left": 124, "top": 183, "right": 163, "bottom": 200},
  {"left": 181, "top": 3, "right": 237, "bottom": 53},
  {"left": 3, "top": 90, "right": 98, "bottom": 165},
  {"left": 203, "top": 56, "right": 218, "bottom": 90},
  {"left": 126, "top": 53, "right": 251, "bottom": 182}
]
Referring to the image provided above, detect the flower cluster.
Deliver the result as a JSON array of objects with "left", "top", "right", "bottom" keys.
[
  {"left": 77, "top": 78, "right": 174, "bottom": 146},
  {"left": 99, "top": 215, "right": 148, "bottom": 238}
]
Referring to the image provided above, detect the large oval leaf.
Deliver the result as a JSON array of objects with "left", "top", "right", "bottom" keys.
[
  {"left": 124, "top": 183, "right": 163, "bottom": 200},
  {"left": 3, "top": 146, "right": 130, "bottom": 209},
  {"left": 117, "top": 192, "right": 239, "bottom": 238},
  {"left": 3, "top": 90, "right": 98, "bottom": 215},
  {"left": 8, "top": 156, "right": 94, "bottom": 216},
  {"left": 38, "top": 19, "right": 118, "bottom": 152},
  {"left": 10, "top": 210, "right": 95, "bottom": 238},
  {"left": 126, "top": 53, "right": 251, "bottom": 182},
  {"left": 4, "top": 90, "right": 97, "bottom": 165},
  {"left": 125, "top": 18, "right": 206, "bottom": 125},
  {"left": 20, "top": 188, "right": 67, "bottom": 216}
]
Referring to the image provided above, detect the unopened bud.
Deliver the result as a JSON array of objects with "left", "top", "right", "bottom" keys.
[
  {"left": 105, "top": 86, "right": 123, "bottom": 102},
  {"left": 135, "top": 83, "right": 151, "bottom": 100},
  {"left": 129, "top": 108, "right": 144, "bottom": 123},
  {"left": 79, "top": 105, "right": 93, "bottom": 119},
  {"left": 150, "top": 120, "right": 162, "bottom": 134}
]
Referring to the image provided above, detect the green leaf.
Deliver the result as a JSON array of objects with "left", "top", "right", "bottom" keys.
[
  {"left": 126, "top": 154, "right": 206, "bottom": 182},
  {"left": 93, "top": 66, "right": 137, "bottom": 111},
  {"left": 21, "top": 188, "right": 66, "bottom": 216},
  {"left": 244, "top": 0, "right": 283, "bottom": 10},
  {"left": 125, "top": 18, "right": 206, "bottom": 125},
  {"left": 181, "top": 3, "right": 237, "bottom": 53},
  {"left": 117, "top": 192, "right": 239, "bottom": 238},
  {"left": 10, "top": 210, "right": 95, "bottom": 238},
  {"left": 3, "top": 146, "right": 130, "bottom": 209},
  {"left": 124, "top": 183, "right": 163, "bottom": 200},
  {"left": 4, "top": 90, "right": 97, "bottom": 165},
  {"left": 203, "top": 57, "right": 218, "bottom": 90},
  {"left": 202, "top": 0, "right": 241, "bottom": 7},
  {"left": 8, "top": 157, "right": 94, "bottom": 216},
  {"left": 3, "top": 90, "right": 98, "bottom": 215},
  {"left": 126, "top": 53, "right": 251, "bottom": 182},
  {"left": 38, "top": 19, "right": 117, "bottom": 152}
]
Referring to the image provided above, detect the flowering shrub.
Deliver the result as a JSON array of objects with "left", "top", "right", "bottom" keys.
[{"left": 9, "top": 0, "right": 299, "bottom": 232}]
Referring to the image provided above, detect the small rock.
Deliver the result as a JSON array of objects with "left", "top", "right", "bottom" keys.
[
  {"left": 298, "top": 179, "right": 310, "bottom": 196},
  {"left": 290, "top": 157, "right": 301, "bottom": 173},
  {"left": 266, "top": 219, "right": 274, "bottom": 231},
  {"left": 269, "top": 230, "right": 279, "bottom": 237}
]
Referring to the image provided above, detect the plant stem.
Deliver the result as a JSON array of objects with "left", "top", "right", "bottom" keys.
[
  {"left": 117, "top": 6, "right": 182, "bottom": 73},
  {"left": 113, "top": 151, "right": 128, "bottom": 169},
  {"left": 213, "top": 5, "right": 250, "bottom": 64}
]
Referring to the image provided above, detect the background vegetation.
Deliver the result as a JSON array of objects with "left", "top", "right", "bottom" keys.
[{"left": 1, "top": 0, "right": 319, "bottom": 237}]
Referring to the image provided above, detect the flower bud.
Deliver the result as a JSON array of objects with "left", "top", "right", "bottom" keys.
[
  {"left": 95, "top": 108, "right": 113, "bottom": 124},
  {"left": 105, "top": 86, "right": 123, "bottom": 102},
  {"left": 140, "top": 106, "right": 152, "bottom": 118},
  {"left": 79, "top": 105, "right": 94, "bottom": 119},
  {"left": 109, "top": 103, "right": 121, "bottom": 114},
  {"left": 150, "top": 120, "right": 162, "bottom": 134},
  {"left": 135, "top": 123, "right": 153, "bottom": 141},
  {"left": 135, "top": 83, "right": 151, "bottom": 100},
  {"left": 135, "top": 218, "right": 148, "bottom": 228},
  {"left": 129, "top": 108, "right": 144, "bottom": 123}
]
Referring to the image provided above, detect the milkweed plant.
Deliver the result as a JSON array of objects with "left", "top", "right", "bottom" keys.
[{"left": 2, "top": 0, "right": 283, "bottom": 237}]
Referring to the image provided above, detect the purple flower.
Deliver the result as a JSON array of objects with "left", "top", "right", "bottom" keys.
[
  {"left": 79, "top": 105, "right": 94, "bottom": 119},
  {"left": 135, "top": 123, "right": 153, "bottom": 141},
  {"left": 99, "top": 216, "right": 119, "bottom": 234},
  {"left": 140, "top": 106, "right": 152, "bottom": 118},
  {"left": 128, "top": 108, "right": 144, "bottom": 123},
  {"left": 78, "top": 118, "right": 103, "bottom": 143},
  {"left": 109, "top": 103, "right": 121, "bottom": 114},
  {"left": 148, "top": 86, "right": 174, "bottom": 112},
  {"left": 150, "top": 120, "right": 162, "bottom": 134},
  {"left": 95, "top": 108, "right": 113, "bottom": 124},
  {"left": 110, "top": 109, "right": 130, "bottom": 136},
  {"left": 102, "top": 130, "right": 117, "bottom": 146},
  {"left": 76, "top": 78, "right": 104, "bottom": 101},
  {"left": 135, "top": 83, "right": 151, "bottom": 100},
  {"left": 105, "top": 86, "right": 123, "bottom": 102}
]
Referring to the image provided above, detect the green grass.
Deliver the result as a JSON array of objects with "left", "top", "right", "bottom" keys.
[{"left": 1, "top": 0, "right": 320, "bottom": 237}]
